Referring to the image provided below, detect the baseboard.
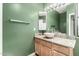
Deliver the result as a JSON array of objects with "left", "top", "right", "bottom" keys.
[{"left": 28, "top": 52, "right": 35, "bottom": 56}]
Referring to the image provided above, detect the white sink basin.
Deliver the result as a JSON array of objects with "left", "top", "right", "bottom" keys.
[{"left": 44, "top": 33, "right": 54, "bottom": 38}]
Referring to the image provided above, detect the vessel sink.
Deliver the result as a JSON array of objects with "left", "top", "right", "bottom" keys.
[{"left": 44, "top": 32, "right": 54, "bottom": 38}]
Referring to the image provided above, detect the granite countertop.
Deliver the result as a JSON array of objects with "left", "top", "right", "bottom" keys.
[{"left": 35, "top": 35, "right": 76, "bottom": 48}]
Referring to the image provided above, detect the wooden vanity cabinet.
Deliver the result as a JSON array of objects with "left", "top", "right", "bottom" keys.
[{"left": 35, "top": 37, "right": 73, "bottom": 56}]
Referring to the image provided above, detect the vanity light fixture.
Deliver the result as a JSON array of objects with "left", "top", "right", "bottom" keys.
[{"left": 44, "top": 3, "right": 70, "bottom": 13}]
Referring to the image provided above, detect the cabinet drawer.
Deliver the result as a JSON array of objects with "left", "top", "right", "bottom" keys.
[
  {"left": 53, "top": 50, "right": 66, "bottom": 56},
  {"left": 53, "top": 43, "right": 73, "bottom": 55}
]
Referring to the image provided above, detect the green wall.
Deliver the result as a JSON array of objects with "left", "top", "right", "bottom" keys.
[
  {"left": 3, "top": 3, "right": 43, "bottom": 56},
  {"left": 47, "top": 10, "right": 59, "bottom": 32},
  {"left": 59, "top": 12, "right": 66, "bottom": 33}
]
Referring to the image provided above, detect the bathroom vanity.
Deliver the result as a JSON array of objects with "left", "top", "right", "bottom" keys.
[{"left": 35, "top": 35, "right": 76, "bottom": 56}]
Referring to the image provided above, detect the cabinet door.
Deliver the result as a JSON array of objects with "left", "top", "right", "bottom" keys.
[
  {"left": 35, "top": 42, "right": 41, "bottom": 55},
  {"left": 41, "top": 45, "right": 52, "bottom": 56},
  {"left": 40, "top": 45, "right": 46, "bottom": 56}
]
